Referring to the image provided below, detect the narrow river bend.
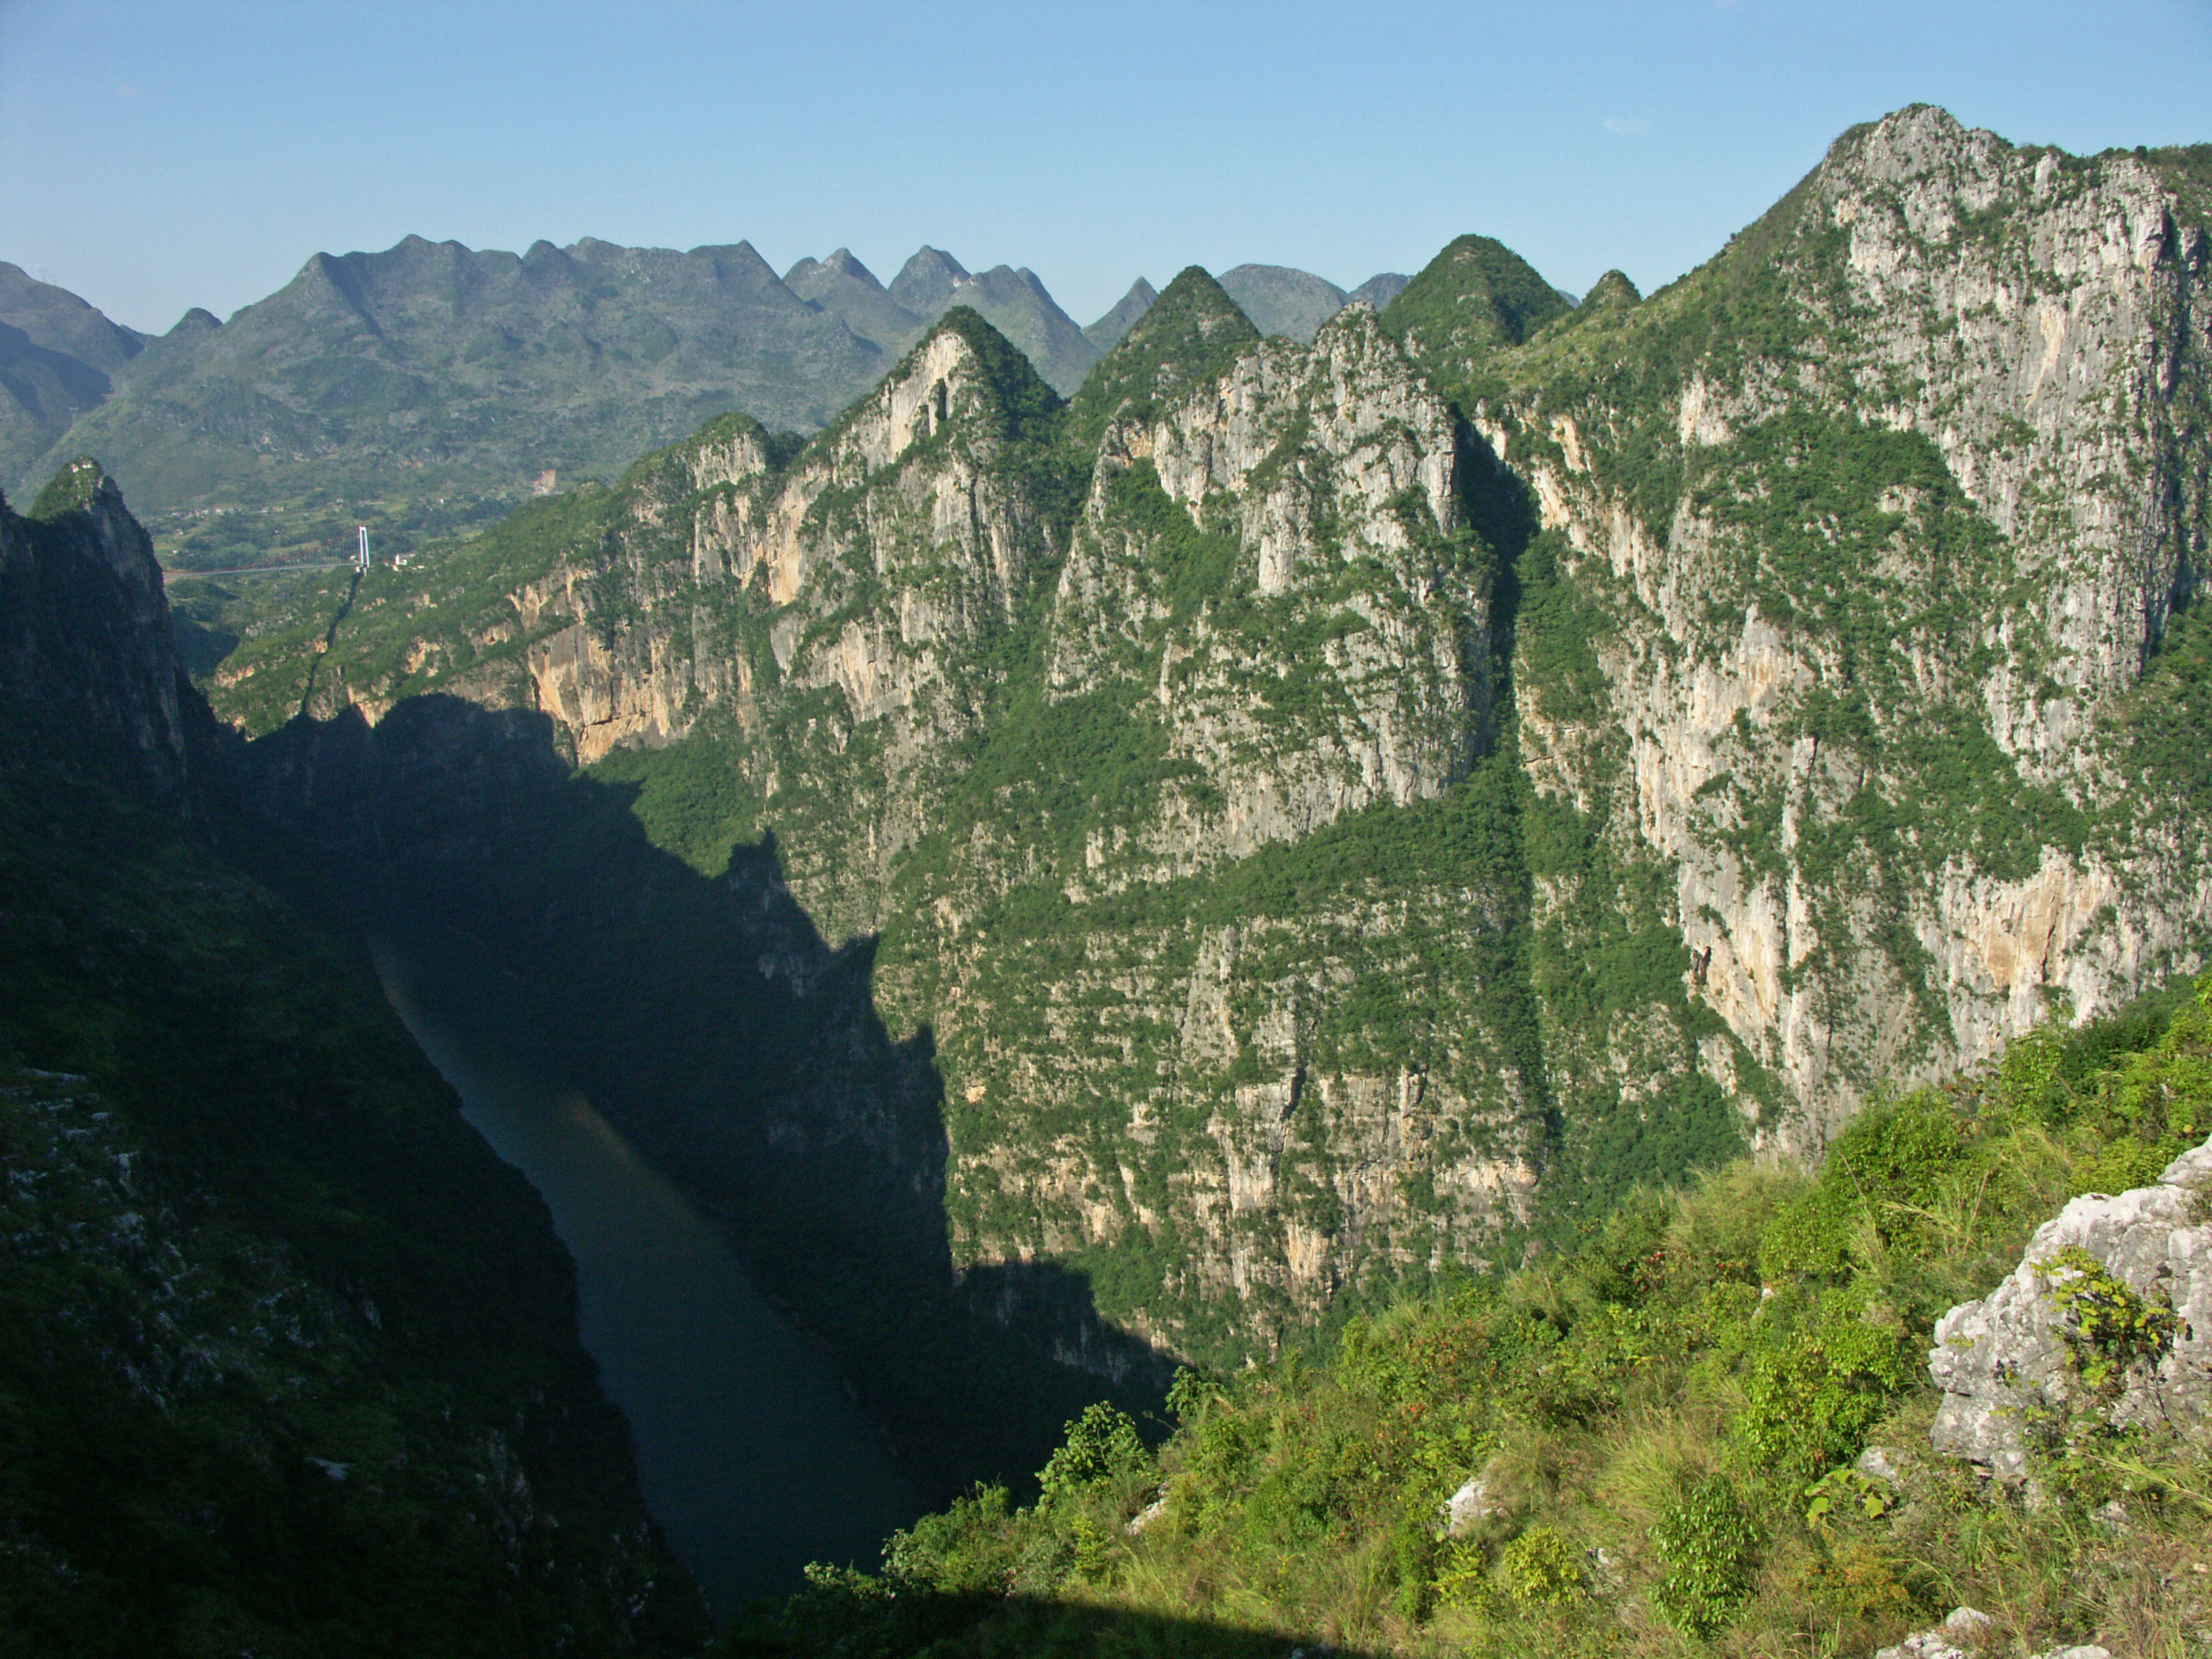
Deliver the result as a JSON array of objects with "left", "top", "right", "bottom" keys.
[{"left": 369, "top": 926, "right": 920, "bottom": 1618}]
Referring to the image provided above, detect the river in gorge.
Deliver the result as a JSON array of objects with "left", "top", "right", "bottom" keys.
[{"left": 369, "top": 925, "right": 921, "bottom": 1618}]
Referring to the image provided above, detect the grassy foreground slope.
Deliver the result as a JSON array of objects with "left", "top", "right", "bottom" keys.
[{"left": 749, "top": 972, "right": 2212, "bottom": 1658}]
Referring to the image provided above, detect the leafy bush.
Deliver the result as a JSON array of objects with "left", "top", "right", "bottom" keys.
[
  {"left": 884, "top": 1485, "right": 1018, "bottom": 1593},
  {"left": 1037, "top": 1403, "right": 1147, "bottom": 1507},
  {"left": 2038, "top": 1246, "right": 2182, "bottom": 1397},
  {"left": 1650, "top": 1475, "right": 1762, "bottom": 1639},
  {"left": 1499, "top": 1525, "right": 1584, "bottom": 1606},
  {"left": 1742, "top": 1287, "right": 1914, "bottom": 1480},
  {"left": 1760, "top": 1090, "right": 1968, "bottom": 1281}
]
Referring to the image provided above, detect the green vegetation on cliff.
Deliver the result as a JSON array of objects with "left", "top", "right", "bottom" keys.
[
  {"left": 1378, "top": 234, "right": 1574, "bottom": 406},
  {"left": 750, "top": 973, "right": 2212, "bottom": 1658},
  {"left": 1061, "top": 270, "right": 1262, "bottom": 457},
  {"left": 164, "top": 110, "right": 2212, "bottom": 1571}
]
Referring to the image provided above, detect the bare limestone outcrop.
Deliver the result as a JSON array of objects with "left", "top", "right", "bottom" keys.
[
  {"left": 1929, "top": 1134, "right": 2212, "bottom": 1479},
  {"left": 1876, "top": 1605, "right": 2108, "bottom": 1659}
]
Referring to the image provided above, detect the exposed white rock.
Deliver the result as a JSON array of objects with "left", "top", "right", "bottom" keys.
[
  {"left": 1506, "top": 104, "right": 2212, "bottom": 1152},
  {"left": 1441, "top": 1460, "right": 1510, "bottom": 1536},
  {"left": 1929, "top": 1132, "right": 2212, "bottom": 1479},
  {"left": 1875, "top": 1605, "right": 1991, "bottom": 1659},
  {"left": 1856, "top": 1443, "right": 1903, "bottom": 1483},
  {"left": 1123, "top": 1491, "right": 1168, "bottom": 1536}
]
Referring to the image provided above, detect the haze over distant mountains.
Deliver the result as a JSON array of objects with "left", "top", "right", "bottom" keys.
[
  {"left": 1216, "top": 265, "right": 1410, "bottom": 343},
  {"left": 0, "top": 261, "right": 152, "bottom": 489},
  {"left": 0, "top": 237, "right": 1426, "bottom": 569}
]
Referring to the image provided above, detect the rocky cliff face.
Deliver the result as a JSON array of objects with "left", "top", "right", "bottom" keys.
[
  {"left": 1452, "top": 105, "right": 2211, "bottom": 1163},
  {"left": 872, "top": 302, "right": 1532, "bottom": 1353},
  {"left": 198, "top": 109, "right": 2212, "bottom": 1366},
  {"left": 1, "top": 457, "right": 193, "bottom": 795},
  {"left": 216, "top": 284, "right": 1538, "bottom": 1358}
]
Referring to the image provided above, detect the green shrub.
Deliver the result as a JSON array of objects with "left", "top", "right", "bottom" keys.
[
  {"left": 1759, "top": 1187, "right": 1857, "bottom": 1279},
  {"left": 1037, "top": 1403, "right": 1148, "bottom": 1507},
  {"left": 1500, "top": 1524, "right": 1584, "bottom": 1606},
  {"left": 1741, "top": 1288, "right": 1914, "bottom": 1479},
  {"left": 1391, "top": 1511, "right": 1440, "bottom": 1622},
  {"left": 1650, "top": 1475, "right": 1761, "bottom": 1639},
  {"left": 2039, "top": 1246, "right": 2182, "bottom": 1397},
  {"left": 1760, "top": 1090, "right": 1969, "bottom": 1280},
  {"left": 884, "top": 1484, "right": 1018, "bottom": 1593}
]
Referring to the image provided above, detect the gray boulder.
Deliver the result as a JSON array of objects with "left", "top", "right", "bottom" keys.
[
  {"left": 1876, "top": 1605, "right": 1990, "bottom": 1659},
  {"left": 1875, "top": 1605, "right": 2110, "bottom": 1659},
  {"left": 1928, "top": 1139, "right": 2212, "bottom": 1479}
]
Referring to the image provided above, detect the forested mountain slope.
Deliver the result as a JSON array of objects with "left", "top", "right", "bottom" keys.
[
  {"left": 180, "top": 108, "right": 2212, "bottom": 1393},
  {"left": 21, "top": 236, "right": 888, "bottom": 567},
  {"left": 0, "top": 464, "right": 707, "bottom": 1654},
  {"left": 12, "top": 237, "right": 1143, "bottom": 575},
  {"left": 12, "top": 237, "right": 1406, "bottom": 579}
]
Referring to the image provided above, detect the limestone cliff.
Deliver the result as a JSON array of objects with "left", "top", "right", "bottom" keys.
[
  {"left": 1437, "top": 105, "right": 2211, "bottom": 1163},
  {"left": 195, "top": 110, "right": 2212, "bottom": 1366},
  {"left": 210, "top": 284, "right": 1537, "bottom": 1359}
]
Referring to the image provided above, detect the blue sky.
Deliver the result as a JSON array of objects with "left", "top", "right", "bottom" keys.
[{"left": 4, "top": 0, "right": 2207, "bottom": 335}]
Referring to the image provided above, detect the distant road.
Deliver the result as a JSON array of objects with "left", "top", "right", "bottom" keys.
[{"left": 162, "top": 559, "right": 354, "bottom": 582}]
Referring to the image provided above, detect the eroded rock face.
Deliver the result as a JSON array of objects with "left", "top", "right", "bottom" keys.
[
  {"left": 879, "top": 306, "right": 1526, "bottom": 1349},
  {"left": 1481, "top": 104, "right": 2211, "bottom": 1158},
  {"left": 213, "top": 109, "right": 2212, "bottom": 1363},
  {"left": 1441, "top": 1459, "right": 1511, "bottom": 1536},
  {"left": 1048, "top": 307, "right": 1489, "bottom": 883},
  {"left": 228, "top": 301, "right": 1532, "bottom": 1358},
  {"left": 1929, "top": 1138, "right": 2212, "bottom": 1479},
  {"left": 1, "top": 459, "right": 192, "bottom": 794}
]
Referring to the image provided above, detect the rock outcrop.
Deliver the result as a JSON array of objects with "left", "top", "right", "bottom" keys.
[
  {"left": 1929, "top": 1132, "right": 2212, "bottom": 1479},
  {"left": 1877, "top": 1605, "right": 2109, "bottom": 1659}
]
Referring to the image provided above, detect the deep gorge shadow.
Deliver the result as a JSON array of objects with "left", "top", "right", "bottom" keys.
[{"left": 226, "top": 695, "right": 1172, "bottom": 1506}]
